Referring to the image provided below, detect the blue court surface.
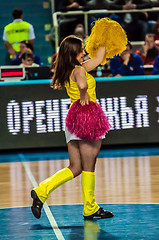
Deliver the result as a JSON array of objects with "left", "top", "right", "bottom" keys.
[
  {"left": 0, "top": 203, "right": 159, "bottom": 240},
  {"left": 1, "top": 146, "right": 159, "bottom": 240}
]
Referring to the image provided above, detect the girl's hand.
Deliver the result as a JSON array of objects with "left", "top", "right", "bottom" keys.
[
  {"left": 82, "top": 46, "right": 106, "bottom": 72},
  {"left": 80, "top": 92, "right": 90, "bottom": 106}
]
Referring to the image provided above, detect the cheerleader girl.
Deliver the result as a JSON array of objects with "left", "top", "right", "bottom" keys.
[{"left": 31, "top": 18, "right": 127, "bottom": 220}]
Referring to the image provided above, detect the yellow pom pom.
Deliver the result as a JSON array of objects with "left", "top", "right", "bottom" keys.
[{"left": 85, "top": 18, "right": 128, "bottom": 65}]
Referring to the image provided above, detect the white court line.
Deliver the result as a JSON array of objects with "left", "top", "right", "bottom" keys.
[{"left": 19, "top": 154, "right": 65, "bottom": 240}]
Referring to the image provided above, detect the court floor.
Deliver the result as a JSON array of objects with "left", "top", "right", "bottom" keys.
[{"left": 0, "top": 146, "right": 159, "bottom": 239}]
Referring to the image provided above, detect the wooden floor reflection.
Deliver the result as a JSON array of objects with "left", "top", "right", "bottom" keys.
[{"left": 0, "top": 155, "right": 159, "bottom": 209}]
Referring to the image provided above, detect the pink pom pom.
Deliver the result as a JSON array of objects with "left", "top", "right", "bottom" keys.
[{"left": 66, "top": 100, "right": 111, "bottom": 140}]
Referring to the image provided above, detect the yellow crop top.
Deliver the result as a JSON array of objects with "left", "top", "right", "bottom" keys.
[{"left": 65, "top": 68, "right": 97, "bottom": 105}]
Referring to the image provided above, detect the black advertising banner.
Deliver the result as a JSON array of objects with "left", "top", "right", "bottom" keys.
[{"left": 0, "top": 77, "right": 159, "bottom": 150}]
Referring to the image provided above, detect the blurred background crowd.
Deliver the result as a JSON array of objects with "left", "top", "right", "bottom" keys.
[{"left": 1, "top": 0, "right": 159, "bottom": 78}]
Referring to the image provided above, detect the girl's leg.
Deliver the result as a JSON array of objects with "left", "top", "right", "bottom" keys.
[
  {"left": 31, "top": 140, "right": 82, "bottom": 218},
  {"left": 79, "top": 140, "right": 101, "bottom": 217},
  {"left": 79, "top": 140, "right": 113, "bottom": 219},
  {"left": 67, "top": 140, "right": 82, "bottom": 177},
  {"left": 79, "top": 140, "right": 101, "bottom": 172}
]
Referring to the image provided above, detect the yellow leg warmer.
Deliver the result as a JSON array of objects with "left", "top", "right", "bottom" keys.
[
  {"left": 81, "top": 171, "right": 100, "bottom": 217},
  {"left": 34, "top": 168, "right": 74, "bottom": 203}
]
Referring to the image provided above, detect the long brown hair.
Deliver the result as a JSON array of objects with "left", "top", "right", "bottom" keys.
[{"left": 50, "top": 35, "right": 82, "bottom": 89}]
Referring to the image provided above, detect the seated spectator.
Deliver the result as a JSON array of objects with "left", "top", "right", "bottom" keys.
[
  {"left": 11, "top": 41, "right": 43, "bottom": 66},
  {"left": 74, "top": 24, "right": 86, "bottom": 40},
  {"left": 110, "top": 42, "right": 144, "bottom": 76},
  {"left": 136, "top": 33, "right": 159, "bottom": 65},
  {"left": 154, "top": 21, "right": 159, "bottom": 47},
  {"left": 85, "top": 1, "right": 119, "bottom": 33},
  {"left": 153, "top": 55, "right": 159, "bottom": 74},
  {"left": 74, "top": 24, "right": 90, "bottom": 59},
  {"left": 50, "top": 0, "right": 87, "bottom": 49},
  {"left": 19, "top": 51, "right": 39, "bottom": 67},
  {"left": 146, "top": 1, "right": 159, "bottom": 30},
  {"left": 107, "top": 0, "right": 154, "bottom": 41},
  {"left": 64, "top": 0, "right": 85, "bottom": 10},
  {"left": 55, "top": 0, "right": 85, "bottom": 40},
  {"left": 85, "top": 0, "right": 109, "bottom": 10}
]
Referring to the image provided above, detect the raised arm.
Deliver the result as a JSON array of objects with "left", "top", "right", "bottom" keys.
[{"left": 82, "top": 46, "right": 106, "bottom": 72}]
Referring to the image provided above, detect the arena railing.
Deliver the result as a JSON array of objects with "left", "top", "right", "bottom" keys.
[
  {"left": 53, "top": 7, "right": 159, "bottom": 53},
  {"left": 50, "top": 0, "right": 55, "bottom": 14}
]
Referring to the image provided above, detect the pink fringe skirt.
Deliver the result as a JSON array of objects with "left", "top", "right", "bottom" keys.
[{"left": 65, "top": 100, "right": 111, "bottom": 141}]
